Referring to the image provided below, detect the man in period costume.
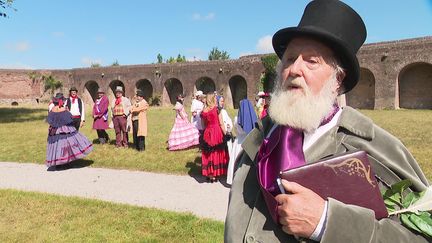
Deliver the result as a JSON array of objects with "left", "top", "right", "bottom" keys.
[
  {"left": 92, "top": 88, "right": 110, "bottom": 144},
  {"left": 111, "top": 86, "right": 131, "bottom": 148},
  {"left": 65, "top": 87, "right": 85, "bottom": 131},
  {"left": 131, "top": 90, "right": 149, "bottom": 151},
  {"left": 225, "top": 1, "right": 429, "bottom": 242}
]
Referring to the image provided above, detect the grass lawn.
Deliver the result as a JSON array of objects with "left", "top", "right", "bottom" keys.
[
  {"left": 0, "top": 189, "right": 224, "bottom": 242},
  {"left": 0, "top": 105, "right": 430, "bottom": 180}
]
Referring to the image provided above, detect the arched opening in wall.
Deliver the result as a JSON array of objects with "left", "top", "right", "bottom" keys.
[
  {"left": 399, "top": 62, "right": 432, "bottom": 109},
  {"left": 195, "top": 77, "right": 216, "bottom": 95},
  {"left": 345, "top": 68, "right": 375, "bottom": 109},
  {"left": 228, "top": 75, "right": 247, "bottom": 109},
  {"left": 135, "top": 79, "right": 153, "bottom": 101},
  {"left": 84, "top": 80, "right": 99, "bottom": 104},
  {"left": 163, "top": 78, "right": 183, "bottom": 105},
  {"left": 108, "top": 80, "right": 125, "bottom": 102}
]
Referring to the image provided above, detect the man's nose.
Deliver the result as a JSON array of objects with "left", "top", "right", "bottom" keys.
[{"left": 288, "top": 55, "right": 304, "bottom": 77}]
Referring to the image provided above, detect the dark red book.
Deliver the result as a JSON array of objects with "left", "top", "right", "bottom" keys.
[{"left": 279, "top": 150, "right": 388, "bottom": 219}]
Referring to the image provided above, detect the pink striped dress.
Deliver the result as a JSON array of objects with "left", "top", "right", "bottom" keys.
[{"left": 168, "top": 102, "right": 200, "bottom": 150}]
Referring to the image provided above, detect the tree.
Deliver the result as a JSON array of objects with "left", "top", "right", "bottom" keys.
[
  {"left": 157, "top": 53, "right": 163, "bottom": 63},
  {"left": 165, "top": 54, "right": 186, "bottom": 64},
  {"left": 208, "top": 47, "right": 230, "bottom": 61},
  {"left": 43, "top": 75, "right": 63, "bottom": 95},
  {"left": 91, "top": 63, "right": 101, "bottom": 68},
  {"left": 1, "top": 0, "right": 15, "bottom": 18},
  {"left": 111, "top": 59, "right": 119, "bottom": 66}
]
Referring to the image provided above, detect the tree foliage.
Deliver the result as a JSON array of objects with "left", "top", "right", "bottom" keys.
[
  {"left": 1, "top": 0, "right": 15, "bottom": 18},
  {"left": 157, "top": 54, "right": 163, "bottom": 64},
  {"left": 208, "top": 47, "right": 230, "bottom": 61},
  {"left": 91, "top": 63, "right": 101, "bottom": 68},
  {"left": 43, "top": 75, "right": 63, "bottom": 94},
  {"left": 260, "top": 54, "right": 279, "bottom": 92},
  {"left": 111, "top": 59, "right": 120, "bottom": 66},
  {"left": 165, "top": 54, "right": 186, "bottom": 63}
]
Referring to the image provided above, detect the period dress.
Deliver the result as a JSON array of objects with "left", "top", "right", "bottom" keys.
[
  {"left": 168, "top": 102, "right": 200, "bottom": 151},
  {"left": 200, "top": 106, "right": 229, "bottom": 178},
  {"left": 46, "top": 110, "right": 93, "bottom": 167}
]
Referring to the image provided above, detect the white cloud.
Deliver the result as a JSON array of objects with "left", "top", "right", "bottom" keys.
[
  {"left": 239, "top": 52, "right": 255, "bottom": 58},
  {"left": 192, "top": 12, "right": 215, "bottom": 21},
  {"left": 256, "top": 35, "right": 273, "bottom": 53},
  {"left": 81, "top": 57, "right": 103, "bottom": 67},
  {"left": 52, "top": 32, "right": 65, "bottom": 38},
  {"left": 0, "top": 62, "right": 34, "bottom": 69},
  {"left": 5, "top": 41, "right": 31, "bottom": 52}
]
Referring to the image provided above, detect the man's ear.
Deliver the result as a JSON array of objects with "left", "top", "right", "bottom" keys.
[{"left": 336, "top": 70, "right": 346, "bottom": 93}]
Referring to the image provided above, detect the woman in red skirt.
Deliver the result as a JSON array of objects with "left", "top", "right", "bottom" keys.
[{"left": 200, "top": 93, "right": 229, "bottom": 182}]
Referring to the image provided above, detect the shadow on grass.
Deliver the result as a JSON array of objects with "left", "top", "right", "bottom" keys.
[
  {"left": 0, "top": 107, "right": 47, "bottom": 123},
  {"left": 185, "top": 156, "right": 231, "bottom": 188},
  {"left": 47, "top": 159, "right": 94, "bottom": 171}
]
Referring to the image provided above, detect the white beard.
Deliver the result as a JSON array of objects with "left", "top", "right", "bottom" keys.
[{"left": 268, "top": 66, "right": 339, "bottom": 132}]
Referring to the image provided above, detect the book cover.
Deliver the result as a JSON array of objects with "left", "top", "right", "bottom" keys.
[{"left": 279, "top": 150, "right": 388, "bottom": 219}]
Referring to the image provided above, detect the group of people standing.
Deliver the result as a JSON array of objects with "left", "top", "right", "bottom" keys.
[
  {"left": 45, "top": 86, "right": 149, "bottom": 168},
  {"left": 167, "top": 90, "right": 260, "bottom": 184},
  {"left": 45, "top": 85, "right": 262, "bottom": 185}
]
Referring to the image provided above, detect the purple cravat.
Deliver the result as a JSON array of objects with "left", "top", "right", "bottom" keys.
[
  {"left": 257, "top": 126, "right": 305, "bottom": 222},
  {"left": 257, "top": 105, "right": 340, "bottom": 223}
]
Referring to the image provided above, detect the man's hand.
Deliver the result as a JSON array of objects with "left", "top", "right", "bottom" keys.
[
  {"left": 80, "top": 121, "right": 85, "bottom": 128},
  {"left": 275, "top": 180, "right": 325, "bottom": 238}
]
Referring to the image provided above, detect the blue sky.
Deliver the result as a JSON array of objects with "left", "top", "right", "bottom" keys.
[{"left": 1, "top": 0, "right": 432, "bottom": 69}]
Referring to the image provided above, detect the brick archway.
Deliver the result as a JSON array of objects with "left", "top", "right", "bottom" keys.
[
  {"left": 346, "top": 68, "right": 375, "bottom": 109},
  {"left": 399, "top": 62, "right": 432, "bottom": 109},
  {"left": 195, "top": 77, "right": 216, "bottom": 95},
  {"left": 163, "top": 78, "right": 183, "bottom": 105},
  {"left": 135, "top": 79, "right": 153, "bottom": 101},
  {"left": 84, "top": 80, "right": 99, "bottom": 104},
  {"left": 228, "top": 75, "right": 247, "bottom": 109}
]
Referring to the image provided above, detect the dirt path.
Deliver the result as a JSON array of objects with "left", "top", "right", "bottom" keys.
[{"left": 0, "top": 162, "right": 230, "bottom": 221}]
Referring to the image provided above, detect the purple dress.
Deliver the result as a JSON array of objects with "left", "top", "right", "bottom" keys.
[
  {"left": 93, "top": 96, "right": 109, "bottom": 130},
  {"left": 46, "top": 111, "right": 93, "bottom": 167}
]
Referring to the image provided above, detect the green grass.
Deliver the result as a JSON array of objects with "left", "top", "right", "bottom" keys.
[
  {"left": 0, "top": 189, "right": 224, "bottom": 242},
  {"left": 0, "top": 105, "right": 430, "bottom": 180}
]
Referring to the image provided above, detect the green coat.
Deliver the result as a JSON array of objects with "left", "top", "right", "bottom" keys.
[{"left": 225, "top": 107, "right": 429, "bottom": 243}]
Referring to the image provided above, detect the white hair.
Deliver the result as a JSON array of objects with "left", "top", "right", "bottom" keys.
[{"left": 268, "top": 61, "right": 343, "bottom": 132}]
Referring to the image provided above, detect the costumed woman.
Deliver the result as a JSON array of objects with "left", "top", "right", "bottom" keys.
[
  {"left": 46, "top": 93, "right": 93, "bottom": 168},
  {"left": 168, "top": 94, "right": 200, "bottom": 151},
  {"left": 200, "top": 93, "right": 229, "bottom": 183},
  {"left": 226, "top": 99, "right": 257, "bottom": 184},
  {"left": 92, "top": 88, "right": 110, "bottom": 144}
]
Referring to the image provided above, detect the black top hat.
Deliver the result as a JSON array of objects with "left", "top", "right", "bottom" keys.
[
  {"left": 272, "top": 0, "right": 367, "bottom": 94},
  {"left": 69, "top": 86, "right": 78, "bottom": 92},
  {"left": 136, "top": 90, "right": 145, "bottom": 98}
]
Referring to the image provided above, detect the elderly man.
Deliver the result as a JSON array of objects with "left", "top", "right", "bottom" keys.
[{"left": 225, "top": 1, "right": 429, "bottom": 242}]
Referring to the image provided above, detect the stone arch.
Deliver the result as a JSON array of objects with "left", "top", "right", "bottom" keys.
[
  {"left": 228, "top": 75, "right": 248, "bottom": 109},
  {"left": 398, "top": 62, "right": 432, "bottom": 109},
  {"left": 195, "top": 77, "right": 216, "bottom": 95},
  {"left": 346, "top": 68, "right": 375, "bottom": 109},
  {"left": 163, "top": 78, "right": 183, "bottom": 105},
  {"left": 135, "top": 79, "right": 153, "bottom": 101},
  {"left": 83, "top": 80, "right": 99, "bottom": 104},
  {"left": 108, "top": 80, "right": 125, "bottom": 101}
]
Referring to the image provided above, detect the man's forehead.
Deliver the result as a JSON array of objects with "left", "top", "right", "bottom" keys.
[{"left": 284, "top": 37, "right": 335, "bottom": 58}]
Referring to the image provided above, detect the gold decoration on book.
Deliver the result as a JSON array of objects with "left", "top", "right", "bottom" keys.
[{"left": 324, "top": 158, "right": 377, "bottom": 187}]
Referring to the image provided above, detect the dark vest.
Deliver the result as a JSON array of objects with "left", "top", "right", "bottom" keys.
[{"left": 66, "top": 97, "right": 83, "bottom": 115}]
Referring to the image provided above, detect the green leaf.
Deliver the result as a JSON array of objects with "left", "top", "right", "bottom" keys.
[
  {"left": 410, "top": 213, "right": 432, "bottom": 237},
  {"left": 401, "top": 213, "right": 422, "bottom": 233},
  {"left": 403, "top": 191, "right": 423, "bottom": 208},
  {"left": 383, "top": 180, "right": 411, "bottom": 203}
]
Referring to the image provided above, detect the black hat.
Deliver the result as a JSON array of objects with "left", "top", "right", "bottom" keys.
[
  {"left": 69, "top": 86, "right": 78, "bottom": 92},
  {"left": 52, "top": 92, "right": 64, "bottom": 103},
  {"left": 272, "top": 0, "right": 367, "bottom": 94},
  {"left": 136, "top": 90, "right": 145, "bottom": 98}
]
